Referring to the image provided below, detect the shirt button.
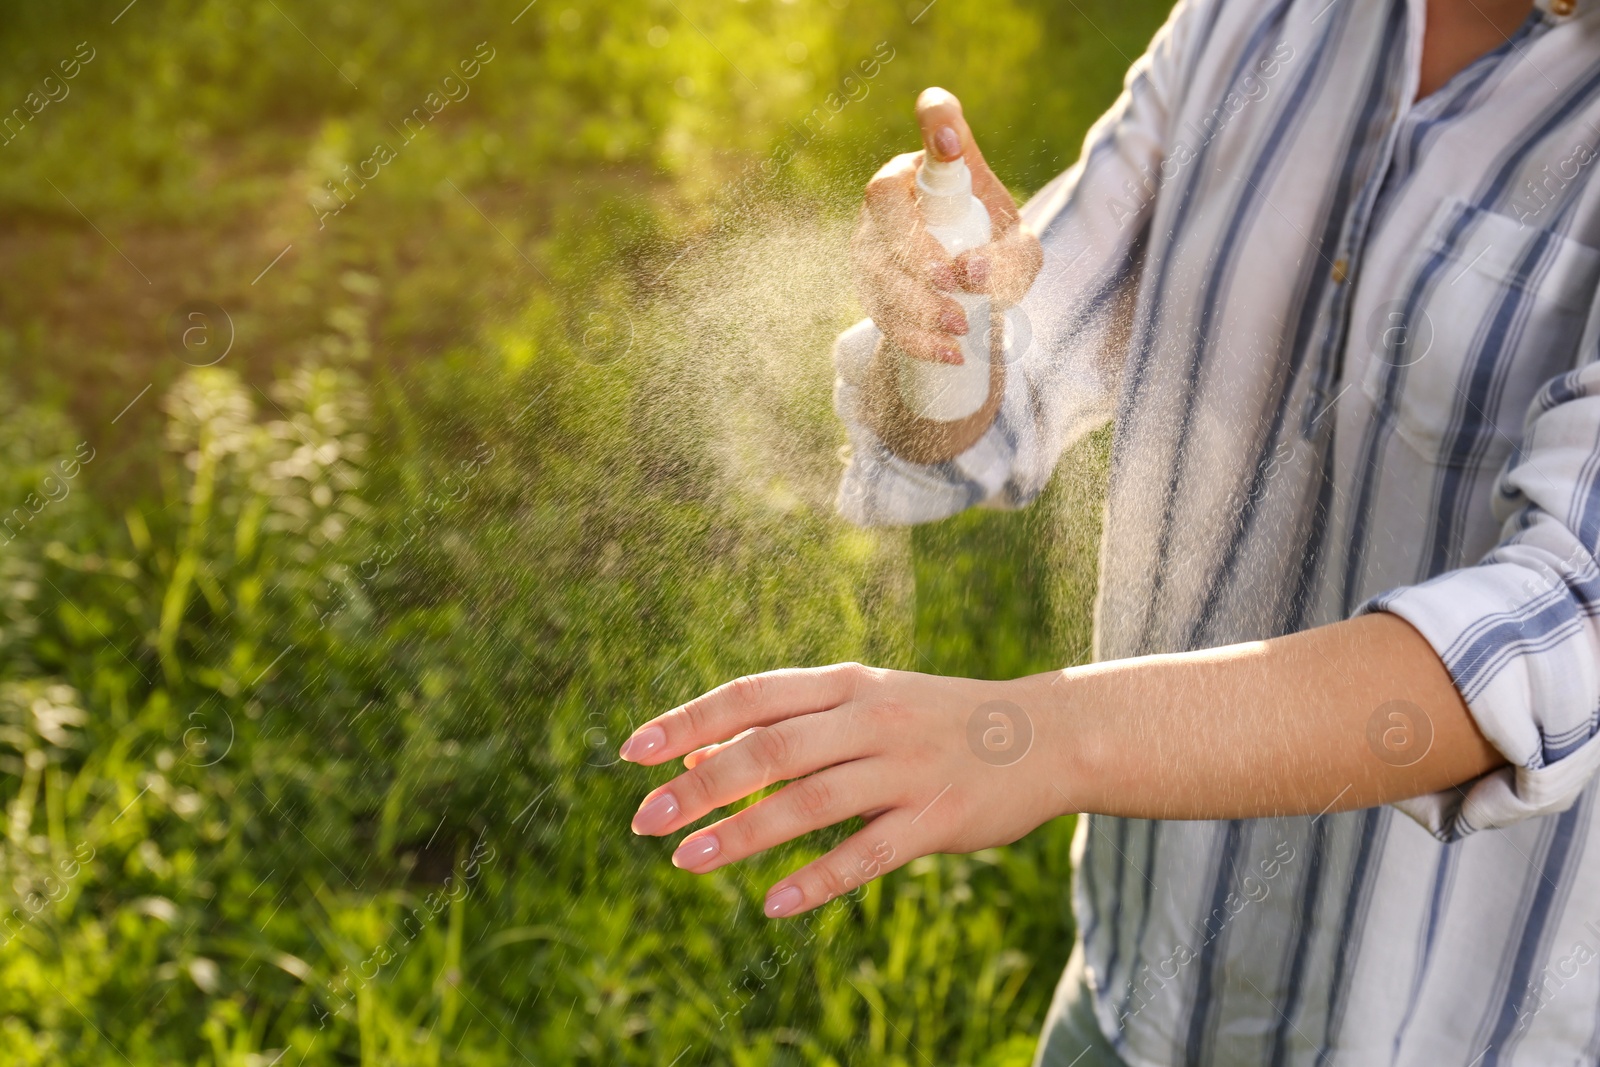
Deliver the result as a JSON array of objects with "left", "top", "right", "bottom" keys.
[
  {"left": 1552, "top": 0, "right": 1575, "bottom": 15},
  {"left": 1332, "top": 257, "right": 1349, "bottom": 284}
]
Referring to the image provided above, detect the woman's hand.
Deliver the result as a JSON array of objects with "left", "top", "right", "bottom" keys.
[
  {"left": 618, "top": 617, "right": 1508, "bottom": 921},
  {"left": 850, "top": 87, "right": 1043, "bottom": 366},
  {"left": 619, "top": 663, "right": 1070, "bottom": 919}
]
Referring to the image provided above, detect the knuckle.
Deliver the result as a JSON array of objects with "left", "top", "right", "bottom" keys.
[
  {"left": 886, "top": 244, "right": 924, "bottom": 277},
  {"left": 1015, "top": 236, "right": 1043, "bottom": 272},
  {"left": 789, "top": 775, "right": 836, "bottom": 821},
  {"left": 883, "top": 295, "right": 934, "bottom": 334},
  {"left": 864, "top": 165, "right": 913, "bottom": 203},
  {"left": 809, "top": 858, "right": 852, "bottom": 903},
  {"left": 854, "top": 275, "right": 887, "bottom": 318},
  {"left": 1016, "top": 234, "right": 1044, "bottom": 266},
  {"left": 916, "top": 331, "right": 954, "bottom": 358},
  {"left": 833, "top": 661, "right": 870, "bottom": 691},
  {"left": 870, "top": 703, "right": 921, "bottom": 748},
  {"left": 677, "top": 700, "right": 711, "bottom": 740},
  {"left": 885, "top": 150, "right": 921, "bottom": 173},
  {"left": 910, "top": 237, "right": 947, "bottom": 267},
  {"left": 894, "top": 272, "right": 933, "bottom": 303},
  {"left": 863, "top": 173, "right": 894, "bottom": 199},
  {"left": 679, "top": 765, "right": 719, "bottom": 808},
  {"left": 842, "top": 660, "right": 881, "bottom": 690},
  {"left": 885, "top": 324, "right": 919, "bottom": 349},
  {"left": 717, "top": 811, "right": 756, "bottom": 854},
  {"left": 749, "top": 724, "right": 795, "bottom": 771},
  {"left": 727, "top": 673, "right": 768, "bottom": 712}
]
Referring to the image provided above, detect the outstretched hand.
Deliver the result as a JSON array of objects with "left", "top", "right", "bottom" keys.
[{"left": 619, "top": 663, "right": 1067, "bottom": 918}]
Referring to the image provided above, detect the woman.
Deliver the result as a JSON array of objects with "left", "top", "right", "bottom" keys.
[{"left": 623, "top": 0, "right": 1600, "bottom": 1059}]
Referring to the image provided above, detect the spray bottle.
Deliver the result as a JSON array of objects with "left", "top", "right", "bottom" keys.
[{"left": 894, "top": 153, "right": 993, "bottom": 421}]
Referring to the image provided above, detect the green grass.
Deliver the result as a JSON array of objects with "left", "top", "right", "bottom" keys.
[{"left": 0, "top": 0, "right": 1163, "bottom": 1061}]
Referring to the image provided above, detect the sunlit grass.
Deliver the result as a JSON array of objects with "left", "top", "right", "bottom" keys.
[{"left": 0, "top": 0, "right": 1162, "bottom": 1060}]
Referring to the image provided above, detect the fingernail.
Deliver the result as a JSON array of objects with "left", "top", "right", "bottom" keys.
[
  {"left": 672, "top": 835, "right": 722, "bottom": 872},
  {"left": 937, "top": 345, "right": 963, "bottom": 365},
  {"left": 933, "top": 125, "right": 960, "bottom": 159},
  {"left": 966, "top": 256, "right": 990, "bottom": 286},
  {"left": 632, "top": 791, "right": 679, "bottom": 835},
  {"left": 620, "top": 725, "right": 666, "bottom": 762},
  {"left": 764, "top": 885, "right": 804, "bottom": 918},
  {"left": 940, "top": 309, "right": 968, "bottom": 334}
]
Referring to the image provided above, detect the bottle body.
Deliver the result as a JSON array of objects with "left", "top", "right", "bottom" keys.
[{"left": 892, "top": 159, "right": 993, "bottom": 421}]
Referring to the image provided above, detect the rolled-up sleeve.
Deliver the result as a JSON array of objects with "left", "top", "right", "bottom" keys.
[
  {"left": 1364, "top": 348, "right": 1600, "bottom": 840},
  {"left": 834, "top": 0, "right": 1212, "bottom": 526}
]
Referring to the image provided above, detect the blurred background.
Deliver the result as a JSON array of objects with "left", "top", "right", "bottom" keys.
[{"left": 0, "top": 0, "right": 1169, "bottom": 1062}]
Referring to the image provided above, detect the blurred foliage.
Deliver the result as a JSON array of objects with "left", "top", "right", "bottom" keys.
[{"left": 0, "top": 0, "right": 1164, "bottom": 1062}]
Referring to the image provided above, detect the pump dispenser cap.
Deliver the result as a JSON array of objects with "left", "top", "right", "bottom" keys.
[
  {"left": 916, "top": 155, "right": 974, "bottom": 229},
  {"left": 917, "top": 155, "right": 972, "bottom": 198}
]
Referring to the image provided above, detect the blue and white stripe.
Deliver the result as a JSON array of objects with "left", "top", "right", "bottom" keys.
[{"left": 833, "top": 0, "right": 1600, "bottom": 1059}]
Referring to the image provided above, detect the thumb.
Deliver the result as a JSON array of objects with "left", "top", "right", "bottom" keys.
[
  {"left": 915, "top": 86, "right": 974, "bottom": 163},
  {"left": 914, "top": 87, "right": 1019, "bottom": 228}
]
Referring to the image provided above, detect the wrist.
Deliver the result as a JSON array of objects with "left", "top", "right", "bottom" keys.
[{"left": 1004, "top": 667, "right": 1113, "bottom": 821}]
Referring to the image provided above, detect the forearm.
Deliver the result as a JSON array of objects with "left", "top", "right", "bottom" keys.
[
  {"left": 618, "top": 610, "right": 1508, "bottom": 918},
  {"left": 1033, "top": 612, "right": 1504, "bottom": 821}
]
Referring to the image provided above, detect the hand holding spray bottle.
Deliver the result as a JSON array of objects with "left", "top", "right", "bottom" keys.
[
  {"left": 894, "top": 150, "right": 996, "bottom": 421},
  {"left": 848, "top": 89, "right": 1042, "bottom": 465}
]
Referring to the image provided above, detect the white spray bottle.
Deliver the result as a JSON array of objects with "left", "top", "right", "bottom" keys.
[{"left": 895, "top": 153, "right": 993, "bottom": 421}]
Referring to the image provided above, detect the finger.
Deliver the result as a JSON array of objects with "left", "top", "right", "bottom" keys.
[
  {"left": 619, "top": 662, "right": 872, "bottom": 766},
  {"left": 861, "top": 153, "right": 958, "bottom": 278},
  {"left": 857, "top": 267, "right": 966, "bottom": 363},
  {"left": 882, "top": 325, "right": 965, "bottom": 365},
  {"left": 852, "top": 221, "right": 961, "bottom": 339},
  {"left": 670, "top": 759, "right": 892, "bottom": 873},
  {"left": 953, "top": 226, "right": 1042, "bottom": 307},
  {"left": 969, "top": 162, "right": 1022, "bottom": 232},
  {"left": 683, "top": 728, "right": 757, "bottom": 770},
  {"left": 860, "top": 183, "right": 958, "bottom": 289},
  {"left": 990, "top": 226, "right": 1043, "bottom": 306},
  {"left": 860, "top": 151, "right": 921, "bottom": 234},
  {"left": 852, "top": 220, "right": 968, "bottom": 362},
  {"left": 630, "top": 707, "right": 878, "bottom": 836},
  {"left": 760, "top": 809, "right": 926, "bottom": 918},
  {"left": 659, "top": 718, "right": 885, "bottom": 842},
  {"left": 915, "top": 87, "right": 1021, "bottom": 233},
  {"left": 915, "top": 86, "right": 970, "bottom": 163},
  {"left": 857, "top": 258, "right": 969, "bottom": 338}
]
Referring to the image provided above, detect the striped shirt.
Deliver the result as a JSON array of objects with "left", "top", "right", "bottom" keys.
[{"left": 833, "top": 0, "right": 1600, "bottom": 1060}]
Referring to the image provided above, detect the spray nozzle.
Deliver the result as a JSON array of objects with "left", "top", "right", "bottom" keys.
[{"left": 917, "top": 154, "right": 972, "bottom": 199}]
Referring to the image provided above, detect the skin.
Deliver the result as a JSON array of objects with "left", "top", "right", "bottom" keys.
[
  {"left": 621, "top": 0, "right": 1539, "bottom": 919},
  {"left": 1419, "top": 0, "right": 1538, "bottom": 98}
]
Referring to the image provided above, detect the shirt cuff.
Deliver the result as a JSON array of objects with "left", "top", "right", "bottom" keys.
[
  {"left": 832, "top": 319, "right": 1018, "bottom": 526},
  {"left": 1362, "top": 558, "right": 1600, "bottom": 841}
]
